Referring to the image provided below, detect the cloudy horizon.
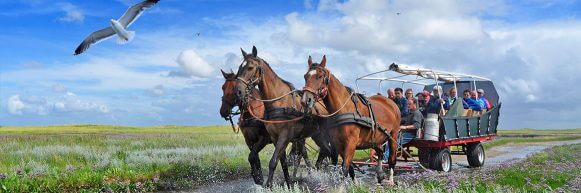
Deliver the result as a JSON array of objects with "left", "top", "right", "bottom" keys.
[{"left": 1, "top": 0, "right": 581, "bottom": 129}]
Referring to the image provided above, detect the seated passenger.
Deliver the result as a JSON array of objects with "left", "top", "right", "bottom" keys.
[
  {"left": 424, "top": 86, "right": 444, "bottom": 115},
  {"left": 462, "top": 89, "right": 470, "bottom": 109},
  {"left": 387, "top": 88, "right": 395, "bottom": 100},
  {"left": 405, "top": 88, "right": 414, "bottom": 100},
  {"left": 394, "top": 87, "right": 409, "bottom": 117},
  {"left": 443, "top": 87, "right": 458, "bottom": 110},
  {"left": 384, "top": 98, "right": 423, "bottom": 160},
  {"left": 466, "top": 90, "right": 483, "bottom": 111},
  {"left": 416, "top": 92, "right": 427, "bottom": 113},
  {"left": 477, "top": 89, "right": 491, "bottom": 110}
]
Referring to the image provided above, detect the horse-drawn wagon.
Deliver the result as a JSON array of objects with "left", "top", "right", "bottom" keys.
[{"left": 354, "top": 63, "right": 501, "bottom": 172}]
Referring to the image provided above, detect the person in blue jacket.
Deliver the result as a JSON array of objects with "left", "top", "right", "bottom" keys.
[{"left": 393, "top": 87, "right": 409, "bottom": 117}]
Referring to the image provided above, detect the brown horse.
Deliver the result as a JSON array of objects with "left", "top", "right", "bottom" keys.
[
  {"left": 234, "top": 46, "right": 337, "bottom": 187},
  {"left": 220, "top": 68, "right": 336, "bottom": 186},
  {"left": 301, "top": 55, "right": 400, "bottom": 185},
  {"left": 220, "top": 70, "right": 270, "bottom": 184}
]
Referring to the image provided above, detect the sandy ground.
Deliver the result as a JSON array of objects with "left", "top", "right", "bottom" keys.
[{"left": 182, "top": 139, "right": 581, "bottom": 193}]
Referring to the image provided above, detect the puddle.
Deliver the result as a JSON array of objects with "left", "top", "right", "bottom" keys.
[{"left": 184, "top": 139, "right": 581, "bottom": 193}]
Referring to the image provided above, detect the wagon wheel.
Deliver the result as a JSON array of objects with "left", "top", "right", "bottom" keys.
[
  {"left": 433, "top": 148, "right": 452, "bottom": 172},
  {"left": 466, "top": 142, "right": 485, "bottom": 167},
  {"left": 418, "top": 147, "right": 434, "bottom": 169}
]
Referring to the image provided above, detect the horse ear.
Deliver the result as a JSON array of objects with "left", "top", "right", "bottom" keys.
[
  {"left": 308, "top": 55, "right": 313, "bottom": 68},
  {"left": 221, "top": 69, "right": 228, "bottom": 79},
  {"left": 252, "top": 46, "right": 258, "bottom": 58},
  {"left": 241, "top": 48, "right": 247, "bottom": 57},
  {"left": 320, "top": 55, "right": 327, "bottom": 68}
]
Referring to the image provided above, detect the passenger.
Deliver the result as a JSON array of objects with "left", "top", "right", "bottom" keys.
[
  {"left": 394, "top": 87, "right": 409, "bottom": 117},
  {"left": 477, "top": 89, "right": 491, "bottom": 110},
  {"left": 466, "top": 90, "right": 483, "bottom": 111},
  {"left": 384, "top": 98, "right": 423, "bottom": 160},
  {"left": 423, "top": 90, "right": 431, "bottom": 102},
  {"left": 387, "top": 88, "right": 395, "bottom": 100},
  {"left": 443, "top": 87, "right": 458, "bottom": 110},
  {"left": 462, "top": 89, "right": 470, "bottom": 109},
  {"left": 424, "top": 85, "right": 444, "bottom": 115},
  {"left": 405, "top": 88, "right": 414, "bottom": 100},
  {"left": 416, "top": 92, "right": 427, "bottom": 113}
]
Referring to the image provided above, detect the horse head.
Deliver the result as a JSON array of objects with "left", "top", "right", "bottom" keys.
[
  {"left": 219, "top": 69, "right": 238, "bottom": 119},
  {"left": 235, "top": 46, "right": 263, "bottom": 104},
  {"left": 301, "top": 55, "right": 330, "bottom": 110}
]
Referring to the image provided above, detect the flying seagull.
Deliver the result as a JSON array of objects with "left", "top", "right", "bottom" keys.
[{"left": 74, "top": 0, "right": 160, "bottom": 55}]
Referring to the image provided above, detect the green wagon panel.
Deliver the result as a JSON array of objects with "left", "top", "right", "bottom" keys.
[
  {"left": 489, "top": 104, "right": 501, "bottom": 135},
  {"left": 457, "top": 119, "right": 469, "bottom": 138},
  {"left": 469, "top": 118, "right": 479, "bottom": 137},
  {"left": 443, "top": 119, "right": 458, "bottom": 140},
  {"left": 479, "top": 113, "right": 490, "bottom": 135}
]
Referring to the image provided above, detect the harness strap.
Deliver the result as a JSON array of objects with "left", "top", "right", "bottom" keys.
[
  {"left": 265, "top": 107, "right": 303, "bottom": 120},
  {"left": 319, "top": 113, "right": 389, "bottom": 136},
  {"left": 238, "top": 117, "right": 264, "bottom": 128}
]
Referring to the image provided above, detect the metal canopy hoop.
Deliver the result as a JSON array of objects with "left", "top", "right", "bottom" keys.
[{"left": 355, "top": 63, "right": 492, "bottom": 93}]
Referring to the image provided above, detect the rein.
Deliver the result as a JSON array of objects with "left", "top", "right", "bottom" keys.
[{"left": 237, "top": 57, "right": 305, "bottom": 124}]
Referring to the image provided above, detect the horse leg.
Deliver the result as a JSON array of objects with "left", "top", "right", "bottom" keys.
[
  {"left": 250, "top": 136, "right": 269, "bottom": 185},
  {"left": 280, "top": 150, "right": 292, "bottom": 189},
  {"left": 373, "top": 146, "right": 386, "bottom": 184},
  {"left": 342, "top": 141, "right": 357, "bottom": 181},
  {"left": 290, "top": 141, "right": 300, "bottom": 180},
  {"left": 386, "top": 134, "right": 398, "bottom": 186},
  {"left": 300, "top": 140, "right": 313, "bottom": 171},
  {"left": 265, "top": 138, "right": 290, "bottom": 188}
]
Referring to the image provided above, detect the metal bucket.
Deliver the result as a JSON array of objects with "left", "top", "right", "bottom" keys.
[{"left": 423, "top": 113, "right": 440, "bottom": 141}]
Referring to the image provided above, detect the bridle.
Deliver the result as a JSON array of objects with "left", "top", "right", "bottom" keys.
[
  {"left": 221, "top": 77, "right": 241, "bottom": 133},
  {"left": 302, "top": 66, "right": 330, "bottom": 102},
  {"left": 236, "top": 56, "right": 264, "bottom": 107}
]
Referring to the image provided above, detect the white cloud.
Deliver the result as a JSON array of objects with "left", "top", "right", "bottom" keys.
[
  {"left": 169, "top": 50, "right": 214, "bottom": 78},
  {"left": 54, "top": 92, "right": 110, "bottom": 114},
  {"left": 6, "top": 92, "right": 109, "bottom": 116},
  {"left": 7, "top": 95, "right": 49, "bottom": 116},
  {"left": 8, "top": 95, "right": 26, "bottom": 115},
  {"left": 58, "top": 3, "right": 84, "bottom": 23}
]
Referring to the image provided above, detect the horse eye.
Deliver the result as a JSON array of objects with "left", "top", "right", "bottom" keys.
[{"left": 247, "top": 66, "right": 254, "bottom": 70}]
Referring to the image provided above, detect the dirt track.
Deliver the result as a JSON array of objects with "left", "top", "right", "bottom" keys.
[{"left": 184, "top": 139, "right": 581, "bottom": 193}]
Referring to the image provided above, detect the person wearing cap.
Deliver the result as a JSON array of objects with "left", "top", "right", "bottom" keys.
[
  {"left": 443, "top": 87, "right": 458, "bottom": 110},
  {"left": 394, "top": 87, "right": 409, "bottom": 117},
  {"left": 425, "top": 85, "right": 444, "bottom": 114},
  {"left": 477, "top": 89, "right": 491, "bottom": 110}
]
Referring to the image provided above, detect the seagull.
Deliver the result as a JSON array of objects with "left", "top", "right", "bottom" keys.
[{"left": 74, "top": 0, "right": 160, "bottom": 55}]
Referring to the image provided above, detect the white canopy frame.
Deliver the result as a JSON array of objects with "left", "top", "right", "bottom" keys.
[{"left": 356, "top": 63, "right": 491, "bottom": 95}]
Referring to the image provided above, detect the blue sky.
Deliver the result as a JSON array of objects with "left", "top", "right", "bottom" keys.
[{"left": 1, "top": 0, "right": 581, "bottom": 129}]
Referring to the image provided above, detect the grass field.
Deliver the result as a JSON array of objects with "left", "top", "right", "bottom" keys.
[
  {"left": 0, "top": 125, "right": 274, "bottom": 192},
  {"left": 0, "top": 125, "right": 579, "bottom": 192}
]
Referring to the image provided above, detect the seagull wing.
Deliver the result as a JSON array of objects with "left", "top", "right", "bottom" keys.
[
  {"left": 118, "top": 0, "right": 160, "bottom": 28},
  {"left": 74, "top": 27, "right": 116, "bottom": 55}
]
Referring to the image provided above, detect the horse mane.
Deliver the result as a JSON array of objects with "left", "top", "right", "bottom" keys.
[
  {"left": 345, "top": 86, "right": 354, "bottom": 93},
  {"left": 260, "top": 58, "right": 296, "bottom": 90}
]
